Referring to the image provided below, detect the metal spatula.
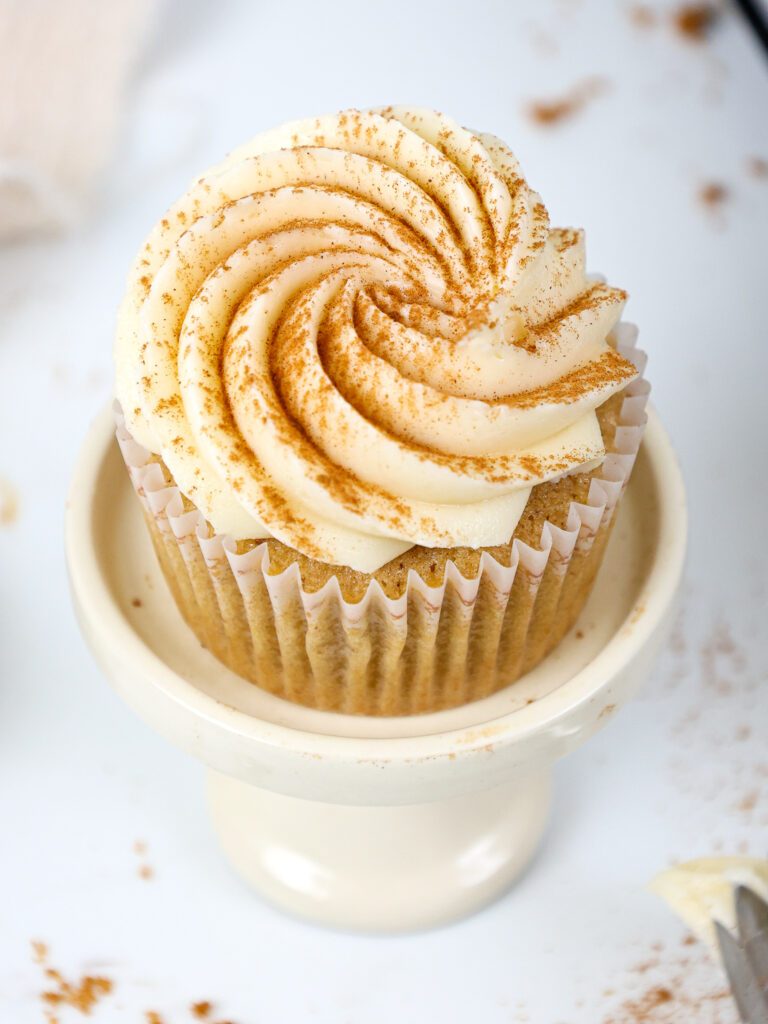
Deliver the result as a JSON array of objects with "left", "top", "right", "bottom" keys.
[{"left": 716, "top": 886, "right": 768, "bottom": 1024}]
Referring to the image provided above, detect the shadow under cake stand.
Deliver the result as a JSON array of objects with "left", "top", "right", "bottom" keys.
[{"left": 66, "top": 404, "right": 686, "bottom": 932}]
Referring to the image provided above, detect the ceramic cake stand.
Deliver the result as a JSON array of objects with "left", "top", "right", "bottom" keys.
[{"left": 66, "top": 404, "right": 686, "bottom": 932}]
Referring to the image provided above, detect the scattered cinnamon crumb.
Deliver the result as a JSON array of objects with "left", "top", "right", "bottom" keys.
[
  {"left": 145, "top": 1013, "right": 164, "bottom": 1024},
  {"left": 0, "top": 478, "right": 19, "bottom": 525},
  {"left": 526, "top": 77, "right": 609, "bottom": 126},
  {"left": 133, "top": 839, "right": 154, "bottom": 878},
  {"left": 629, "top": 5, "right": 656, "bottom": 28},
  {"left": 747, "top": 156, "right": 768, "bottom": 179},
  {"left": 737, "top": 790, "right": 758, "bottom": 813},
  {"left": 602, "top": 939, "right": 734, "bottom": 1022},
  {"left": 42, "top": 967, "right": 113, "bottom": 1015},
  {"left": 191, "top": 1002, "right": 213, "bottom": 1019},
  {"left": 575, "top": 629, "right": 585, "bottom": 639},
  {"left": 32, "top": 940, "right": 49, "bottom": 964},
  {"left": 673, "top": 4, "right": 721, "bottom": 41},
  {"left": 700, "top": 614, "right": 747, "bottom": 693},
  {"left": 604, "top": 985, "right": 674, "bottom": 1023},
  {"left": 599, "top": 704, "right": 617, "bottom": 719},
  {"left": 131, "top": 597, "right": 143, "bottom": 608},
  {"left": 634, "top": 958, "right": 661, "bottom": 974},
  {"left": 698, "top": 182, "right": 728, "bottom": 208},
  {"left": 33, "top": 942, "right": 112, "bottom": 1015}
]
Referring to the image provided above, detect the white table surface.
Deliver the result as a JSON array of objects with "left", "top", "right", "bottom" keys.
[{"left": 1, "top": 1, "right": 767, "bottom": 1021}]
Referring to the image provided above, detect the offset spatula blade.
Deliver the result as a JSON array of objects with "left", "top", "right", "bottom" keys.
[
  {"left": 736, "top": 887, "right": 768, "bottom": 998},
  {"left": 716, "top": 919, "right": 768, "bottom": 1024}
]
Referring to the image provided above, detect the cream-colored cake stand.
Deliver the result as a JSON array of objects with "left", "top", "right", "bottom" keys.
[{"left": 66, "top": 404, "right": 686, "bottom": 932}]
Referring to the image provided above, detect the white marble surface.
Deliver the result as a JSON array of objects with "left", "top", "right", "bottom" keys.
[{"left": 1, "top": 1, "right": 766, "bottom": 1021}]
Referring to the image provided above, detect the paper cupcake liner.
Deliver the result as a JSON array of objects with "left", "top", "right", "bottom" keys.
[{"left": 115, "top": 323, "right": 648, "bottom": 716}]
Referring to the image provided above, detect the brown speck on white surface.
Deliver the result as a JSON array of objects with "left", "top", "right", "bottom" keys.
[
  {"left": 31, "top": 940, "right": 48, "bottom": 964},
  {"left": 701, "top": 614, "right": 747, "bottom": 693},
  {"left": 525, "top": 77, "right": 609, "bottom": 126},
  {"left": 33, "top": 942, "right": 114, "bottom": 1017},
  {"left": 699, "top": 182, "right": 729, "bottom": 210},
  {"left": 672, "top": 3, "right": 722, "bottom": 42},
  {"left": 0, "top": 478, "right": 19, "bottom": 525},
  {"left": 133, "top": 839, "right": 154, "bottom": 879},
  {"left": 601, "top": 940, "right": 735, "bottom": 1022},
  {"left": 736, "top": 790, "right": 758, "bottom": 814},
  {"left": 628, "top": 5, "right": 656, "bottom": 28},
  {"left": 747, "top": 156, "right": 768, "bottom": 179}
]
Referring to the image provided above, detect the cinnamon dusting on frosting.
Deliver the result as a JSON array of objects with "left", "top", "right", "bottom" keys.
[{"left": 115, "top": 106, "right": 635, "bottom": 571}]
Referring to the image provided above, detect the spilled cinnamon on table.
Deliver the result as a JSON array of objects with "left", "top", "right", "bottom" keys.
[
  {"left": 0, "top": 478, "right": 19, "bottom": 526},
  {"left": 601, "top": 937, "right": 733, "bottom": 1023},
  {"left": 629, "top": 5, "right": 656, "bottom": 28},
  {"left": 526, "top": 77, "right": 609, "bottom": 126},
  {"left": 32, "top": 941, "right": 114, "bottom": 1018},
  {"left": 672, "top": 3, "right": 722, "bottom": 41},
  {"left": 747, "top": 156, "right": 768, "bottom": 179},
  {"left": 698, "top": 182, "right": 729, "bottom": 209}
]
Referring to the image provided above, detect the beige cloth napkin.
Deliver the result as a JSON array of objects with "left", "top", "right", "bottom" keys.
[{"left": 0, "top": 0, "right": 159, "bottom": 239}]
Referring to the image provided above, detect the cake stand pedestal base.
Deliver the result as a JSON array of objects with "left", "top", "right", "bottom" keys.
[
  {"left": 206, "top": 768, "right": 552, "bottom": 931},
  {"left": 66, "top": 404, "right": 686, "bottom": 933}
]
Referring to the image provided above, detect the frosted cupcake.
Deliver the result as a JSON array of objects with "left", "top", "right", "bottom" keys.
[{"left": 114, "top": 106, "right": 647, "bottom": 715}]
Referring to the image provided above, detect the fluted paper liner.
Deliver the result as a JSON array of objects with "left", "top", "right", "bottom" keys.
[{"left": 115, "top": 324, "right": 648, "bottom": 716}]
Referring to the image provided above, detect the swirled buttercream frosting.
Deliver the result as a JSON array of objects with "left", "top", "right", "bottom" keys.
[{"left": 115, "top": 106, "right": 637, "bottom": 573}]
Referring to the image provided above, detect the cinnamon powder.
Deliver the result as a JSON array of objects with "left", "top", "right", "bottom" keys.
[
  {"left": 41, "top": 967, "right": 113, "bottom": 1016},
  {"left": 0, "top": 478, "right": 19, "bottom": 526},
  {"left": 629, "top": 5, "right": 656, "bottom": 28},
  {"left": 673, "top": 4, "right": 721, "bottom": 41},
  {"left": 699, "top": 183, "right": 728, "bottom": 208},
  {"left": 747, "top": 156, "right": 768, "bottom": 179},
  {"left": 602, "top": 943, "right": 733, "bottom": 1023},
  {"left": 526, "top": 77, "right": 609, "bottom": 126}
]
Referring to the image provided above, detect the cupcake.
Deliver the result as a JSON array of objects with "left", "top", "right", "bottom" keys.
[{"left": 114, "top": 106, "right": 647, "bottom": 715}]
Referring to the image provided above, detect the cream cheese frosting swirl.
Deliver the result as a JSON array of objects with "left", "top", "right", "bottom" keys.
[{"left": 114, "top": 106, "right": 637, "bottom": 572}]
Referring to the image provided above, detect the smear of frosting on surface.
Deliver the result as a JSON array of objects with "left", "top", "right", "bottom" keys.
[{"left": 114, "top": 106, "right": 636, "bottom": 571}]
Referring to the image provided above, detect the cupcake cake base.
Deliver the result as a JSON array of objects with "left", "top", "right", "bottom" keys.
[{"left": 66, "top": 404, "right": 686, "bottom": 930}]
